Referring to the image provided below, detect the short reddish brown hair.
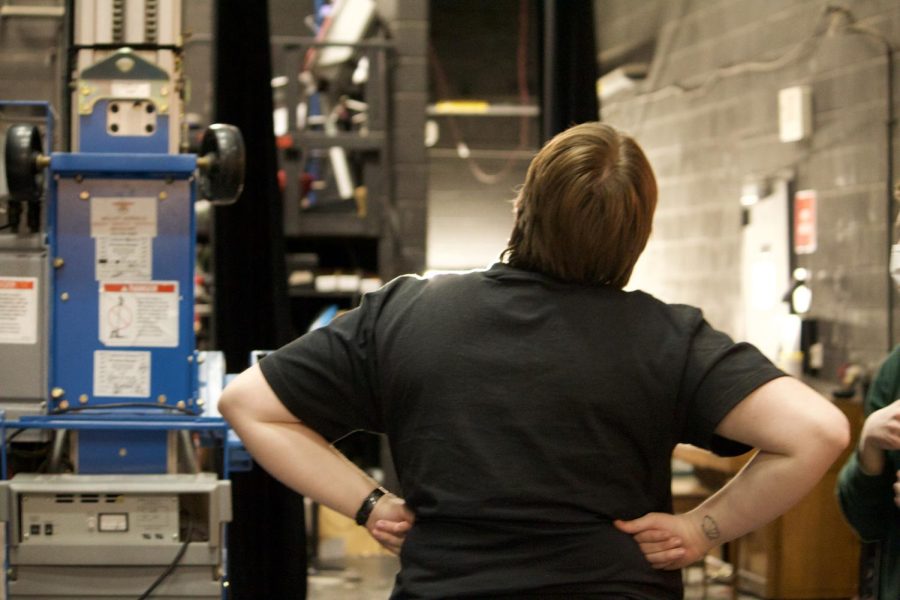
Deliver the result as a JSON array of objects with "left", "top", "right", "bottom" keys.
[{"left": 502, "top": 122, "right": 657, "bottom": 288}]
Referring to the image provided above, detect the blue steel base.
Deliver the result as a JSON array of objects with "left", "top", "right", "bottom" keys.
[{"left": 0, "top": 413, "right": 241, "bottom": 477}]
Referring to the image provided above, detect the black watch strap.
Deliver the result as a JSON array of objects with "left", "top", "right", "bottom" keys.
[{"left": 354, "top": 487, "right": 387, "bottom": 526}]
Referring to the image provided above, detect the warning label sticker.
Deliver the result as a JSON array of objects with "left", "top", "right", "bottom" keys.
[
  {"left": 91, "top": 197, "right": 157, "bottom": 238},
  {"left": 99, "top": 281, "right": 179, "bottom": 347},
  {"left": 0, "top": 277, "right": 38, "bottom": 345},
  {"left": 94, "top": 350, "right": 151, "bottom": 397},
  {"left": 96, "top": 236, "right": 153, "bottom": 280}
]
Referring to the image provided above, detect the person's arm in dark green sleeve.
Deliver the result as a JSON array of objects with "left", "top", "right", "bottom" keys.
[
  {"left": 837, "top": 449, "right": 896, "bottom": 542},
  {"left": 836, "top": 347, "right": 900, "bottom": 541}
]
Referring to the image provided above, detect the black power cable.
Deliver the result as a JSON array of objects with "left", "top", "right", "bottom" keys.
[
  {"left": 4, "top": 429, "right": 26, "bottom": 445},
  {"left": 137, "top": 521, "right": 195, "bottom": 600},
  {"left": 50, "top": 403, "right": 196, "bottom": 416},
  {"left": 4, "top": 201, "right": 22, "bottom": 233}
]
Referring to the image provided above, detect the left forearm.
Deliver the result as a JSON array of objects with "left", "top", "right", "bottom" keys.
[
  {"left": 218, "top": 365, "right": 381, "bottom": 520},
  {"left": 219, "top": 364, "right": 415, "bottom": 555},
  {"left": 231, "top": 415, "right": 379, "bottom": 520}
]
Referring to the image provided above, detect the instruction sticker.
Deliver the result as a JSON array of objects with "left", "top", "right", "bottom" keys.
[
  {"left": 0, "top": 277, "right": 38, "bottom": 345},
  {"left": 91, "top": 196, "right": 157, "bottom": 238},
  {"left": 95, "top": 236, "right": 152, "bottom": 280},
  {"left": 99, "top": 281, "right": 179, "bottom": 347},
  {"left": 110, "top": 80, "right": 152, "bottom": 99},
  {"left": 94, "top": 350, "right": 151, "bottom": 398}
]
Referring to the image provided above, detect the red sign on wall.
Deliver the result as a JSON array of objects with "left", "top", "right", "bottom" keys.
[{"left": 794, "top": 189, "right": 817, "bottom": 254}]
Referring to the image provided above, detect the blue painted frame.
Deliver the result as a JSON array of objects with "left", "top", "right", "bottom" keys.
[
  {"left": 0, "top": 412, "right": 233, "bottom": 480},
  {"left": 47, "top": 153, "right": 199, "bottom": 417}
]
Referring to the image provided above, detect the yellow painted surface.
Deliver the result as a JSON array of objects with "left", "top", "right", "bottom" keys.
[{"left": 318, "top": 506, "right": 393, "bottom": 558}]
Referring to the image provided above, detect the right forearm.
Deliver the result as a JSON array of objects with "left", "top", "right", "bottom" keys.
[
  {"left": 617, "top": 378, "right": 850, "bottom": 570},
  {"left": 688, "top": 443, "right": 842, "bottom": 548},
  {"left": 691, "top": 377, "right": 850, "bottom": 550}
]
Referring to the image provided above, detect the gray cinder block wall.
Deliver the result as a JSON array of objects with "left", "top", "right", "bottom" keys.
[
  {"left": 376, "top": 0, "right": 429, "bottom": 278},
  {"left": 599, "top": 0, "right": 900, "bottom": 376}
]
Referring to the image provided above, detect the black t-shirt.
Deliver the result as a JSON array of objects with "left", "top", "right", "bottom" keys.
[{"left": 260, "top": 263, "right": 784, "bottom": 599}]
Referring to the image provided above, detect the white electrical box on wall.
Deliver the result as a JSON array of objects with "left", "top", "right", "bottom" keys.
[{"left": 779, "top": 86, "right": 813, "bottom": 142}]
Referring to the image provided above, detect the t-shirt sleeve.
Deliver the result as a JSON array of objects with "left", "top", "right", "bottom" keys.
[
  {"left": 257, "top": 298, "right": 383, "bottom": 443},
  {"left": 678, "top": 317, "right": 786, "bottom": 455}
]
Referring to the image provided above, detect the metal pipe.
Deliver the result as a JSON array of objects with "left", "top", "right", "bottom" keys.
[
  {"left": 48, "top": 430, "right": 67, "bottom": 473},
  {"left": 0, "top": 6, "right": 64, "bottom": 18},
  {"left": 179, "top": 430, "right": 200, "bottom": 474},
  {"left": 63, "top": 0, "right": 75, "bottom": 152}
]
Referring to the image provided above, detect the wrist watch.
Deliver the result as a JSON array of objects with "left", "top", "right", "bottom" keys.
[{"left": 354, "top": 487, "right": 388, "bottom": 526}]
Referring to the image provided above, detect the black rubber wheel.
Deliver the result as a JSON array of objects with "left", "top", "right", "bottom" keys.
[
  {"left": 4, "top": 125, "right": 43, "bottom": 202},
  {"left": 199, "top": 124, "right": 245, "bottom": 204}
]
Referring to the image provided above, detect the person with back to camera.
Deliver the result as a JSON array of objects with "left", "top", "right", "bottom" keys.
[
  {"left": 218, "top": 122, "right": 850, "bottom": 599},
  {"left": 837, "top": 345, "right": 900, "bottom": 600}
]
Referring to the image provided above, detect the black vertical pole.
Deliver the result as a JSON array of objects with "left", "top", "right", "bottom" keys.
[
  {"left": 211, "top": 4, "right": 291, "bottom": 369},
  {"left": 212, "top": 2, "right": 306, "bottom": 598},
  {"left": 541, "top": 0, "right": 599, "bottom": 141},
  {"left": 541, "top": 0, "right": 558, "bottom": 143}
]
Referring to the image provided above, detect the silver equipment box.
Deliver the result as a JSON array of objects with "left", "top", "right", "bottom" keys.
[
  {"left": 0, "top": 235, "right": 48, "bottom": 419},
  {"left": 0, "top": 473, "right": 231, "bottom": 599}
]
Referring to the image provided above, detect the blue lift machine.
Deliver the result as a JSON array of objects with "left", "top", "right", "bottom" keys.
[{"left": 0, "top": 2, "right": 245, "bottom": 598}]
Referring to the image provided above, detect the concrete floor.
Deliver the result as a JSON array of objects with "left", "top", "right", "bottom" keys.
[
  {"left": 307, "top": 556, "right": 761, "bottom": 600},
  {"left": 308, "top": 556, "right": 398, "bottom": 600}
]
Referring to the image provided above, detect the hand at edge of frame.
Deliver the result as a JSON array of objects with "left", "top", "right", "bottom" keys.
[
  {"left": 894, "top": 470, "right": 900, "bottom": 509},
  {"left": 861, "top": 399, "right": 900, "bottom": 453},
  {"left": 859, "top": 399, "right": 900, "bottom": 475}
]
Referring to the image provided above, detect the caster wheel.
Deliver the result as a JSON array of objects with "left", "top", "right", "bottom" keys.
[
  {"left": 4, "top": 125, "right": 43, "bottom": 202},
  {"left": 198, "top": 124, "right": 245, "bottom": 204}
]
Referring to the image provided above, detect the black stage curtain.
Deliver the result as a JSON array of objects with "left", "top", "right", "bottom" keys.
[
  {"left": 228, "top": 464, "right": 308, "bottom": 599},
  {"left": 212, "top": 2, "right": 306, "bottom": 598},
  {"left": 541, "top": 0, "right": 599, "bottom": 140}
]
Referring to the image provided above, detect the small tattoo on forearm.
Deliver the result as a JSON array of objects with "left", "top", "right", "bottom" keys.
[{"left": 702, "top": 515, "right": 721, "bottom": 540}]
